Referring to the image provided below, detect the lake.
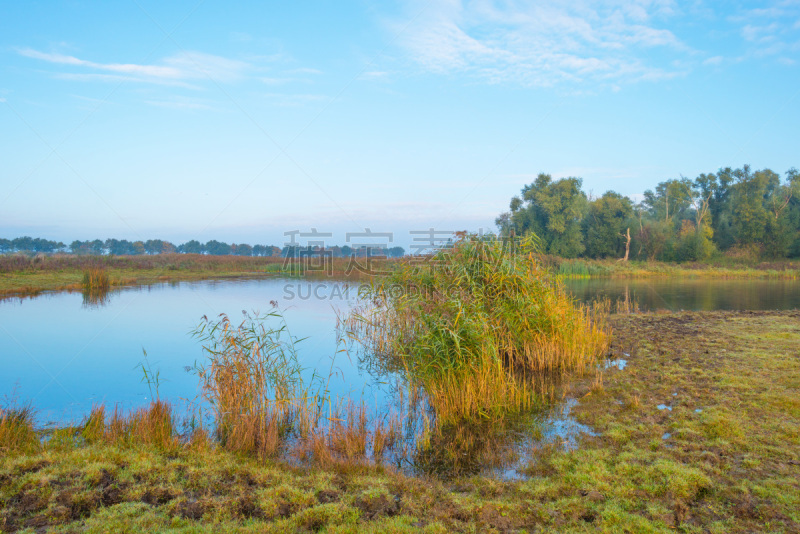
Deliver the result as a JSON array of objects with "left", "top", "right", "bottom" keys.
[{"left": 2, "top": 277, "right": 798, "bottom": 427}]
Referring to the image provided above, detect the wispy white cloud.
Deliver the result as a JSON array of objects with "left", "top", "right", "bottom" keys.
[
  {"left": 703, "top": 55, "right": 723, "bottom": 66},
  {"left": 728, "top": 2, "right": 800, "bottom": 61},
  {"left": 18, "top": 48, "right": 250, "bottom": 85},
  {"left": 742, "top": 23, "right": 780, "bottom": 43},
  {"left": 53, "top": 72, "right": 201, "bottom": 89},
  {"left": 391, "top": 0, "right": 688, "bottom": 87}
]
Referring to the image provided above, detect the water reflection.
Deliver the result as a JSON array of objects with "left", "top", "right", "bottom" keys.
[
  {"left": 563, "top": 278, "right": 800, "bottom": 311},
  {"left": 409, "top": 398, "right": 595, "bottom": 480},
  {"left": 81, "top": 287, "right": 111, "bottom": 308},
  {"left": 351, "top": 327, "right": 592, "bottom": 478}
]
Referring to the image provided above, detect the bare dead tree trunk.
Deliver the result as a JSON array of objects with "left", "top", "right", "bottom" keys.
[{"left": 622, "top": 227, "right": 630, "bottom": 262}]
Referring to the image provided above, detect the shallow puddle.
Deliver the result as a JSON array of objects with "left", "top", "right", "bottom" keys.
[{"left": 603, "top": 358, "right": 627, "bottom": 370}]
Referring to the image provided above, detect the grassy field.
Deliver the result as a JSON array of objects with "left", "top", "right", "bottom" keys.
[
  {"left": 1, "top": 253, "right": 799, "bottom": 300},
  {"left": 2, "top": 310, "right": 798, "bottom": 532}
]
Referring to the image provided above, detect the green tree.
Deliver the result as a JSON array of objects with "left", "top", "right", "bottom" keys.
[
  {"left": 205, "top": 240, "right": 231, "bottom": 256},
  {"left": 180, "top": 240, "right": 204, "bottom": 254},
  {"left": 233, "top": 243, "right": 253, "bottom": 256},
  {"left": 501, "top": 173, "right": 587, "bottom": 258},
  {"left": 761, "top": 168, "right": 796, "bottom": 258},
  {"left": 691, "top": 189, "right": 716, "bottom": 261},
  {"left": 70, "top": 240, "right": 87, "bottom": 255},
  {"left": 583, "top": 191, "right": 633, "bottom": 258},
  {"left": 12, "top": 237, "right": 34, "bottom": 252},
  {"left": 637, "top": 219, "right": 672, "bottom": 261},
  {"left": 784, "top": 169, "right": 800, "bottom": 257},
  {"left": 694, "top": 170, "right": 734, "bottom": 249},
  {"left": 729, "top": 165, "right": 772, "bottom": 249},
  {"left": 642, "top": 178, "right": 695, "bottom": 224},
  {"left": 144, "top": 239, "right": 164, "bottom": 255}
]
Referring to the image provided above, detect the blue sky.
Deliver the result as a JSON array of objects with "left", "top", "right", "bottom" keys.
[{"left": 2, "top": 1, "right": 799, "bottom": 249}]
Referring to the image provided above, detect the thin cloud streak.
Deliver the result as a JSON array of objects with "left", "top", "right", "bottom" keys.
[{"left": 18, "top": 48, "right": 251, "bottom": 85}]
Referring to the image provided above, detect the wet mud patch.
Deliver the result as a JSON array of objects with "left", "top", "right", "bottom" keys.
[
  {"left": 354, "top": 492, "right": 401, "bottom": 519},
  {"left": 141, "top": 486, "right": 176, "bottom": 506}
]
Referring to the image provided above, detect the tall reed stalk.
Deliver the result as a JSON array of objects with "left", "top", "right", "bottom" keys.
[{"left": 193, "top": 312, "right": 310, "bottom": 458}]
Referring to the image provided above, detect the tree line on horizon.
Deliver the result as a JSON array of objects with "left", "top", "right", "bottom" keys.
[
  {"left": 496, "top": 164, "right": 800, "bottom": 262},
  {"left": 0, "top": 237, "right": 405, "bottom": 259}
]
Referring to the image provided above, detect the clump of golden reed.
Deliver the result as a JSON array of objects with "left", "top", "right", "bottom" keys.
[
  {"left": 0, "top": 403, "right": 39, "bottom": 455},
  {"left": 350, "top": 233, "right": 609, "bottom": 426},
  {"left": 193, "top": 312, "right": 307, "bottom": 459},
  {"left": 192, "top": 311, "right": 403, "bottom": 466},
  {"left": 81, "top": 401, "right": 177, "bottom": 451},
  {"left": 81, "top": 266, "right": 110, "bottom": 291}
]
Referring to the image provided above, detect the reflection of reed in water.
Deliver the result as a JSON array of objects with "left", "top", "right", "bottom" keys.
[
  {"left": 81, "top": 287, "right": 111, "bottom": 308},
  {"left": 590, "top": 290, "right": 641, "bottom": 315},
  {"left": 350, "top": 328, "right": 572, "bottom": 478},
  {"left": 81, "top": 267, "right": 111, "bottom": 308}
]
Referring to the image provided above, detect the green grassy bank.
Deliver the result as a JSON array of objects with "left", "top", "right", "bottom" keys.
[
  {"left": 545, "top": 256, "right": 800, "bottom": 279},
  {"left": 2, "top": 311, "right": 798, "bottom": 533}
]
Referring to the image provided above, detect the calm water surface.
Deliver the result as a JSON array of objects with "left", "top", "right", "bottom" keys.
[
  {"left": 2, "top": 277, "right": 798, "bottom": 427},
  {"left": 563, "top": 278, "right": 800, "bottom": 311},
  {"left": 1, "top": 279, "right": 367, "bottom": 424}
]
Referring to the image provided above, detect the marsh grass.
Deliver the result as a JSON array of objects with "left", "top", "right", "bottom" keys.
[
  {"left": 0, "top": 403, "right": 38, "bottom": 455},
  {"left": 80, "top": 401, "right": 177, "bottom": 451},
  {"left": 555, "top": 258, "right": 610, "bottom": 277},
  {"left": 81, "top": 267, "right": 110, "bottom": 291},
  {"left": 193, "top": 311, "right": 305, "bottom": 459},
  {"left": 190, "top": 311, "right": 402, "bottom": 466},
  {"left": 349, "top": 234, "right": 609, "bottom": 425},
  {"left": 80, "top": 266, "right": 112, "bottom": 307}
]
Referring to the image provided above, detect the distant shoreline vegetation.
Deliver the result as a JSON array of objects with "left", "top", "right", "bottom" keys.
[{"left": 0, "top": 237, "right": 405, "bottom": 259}]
